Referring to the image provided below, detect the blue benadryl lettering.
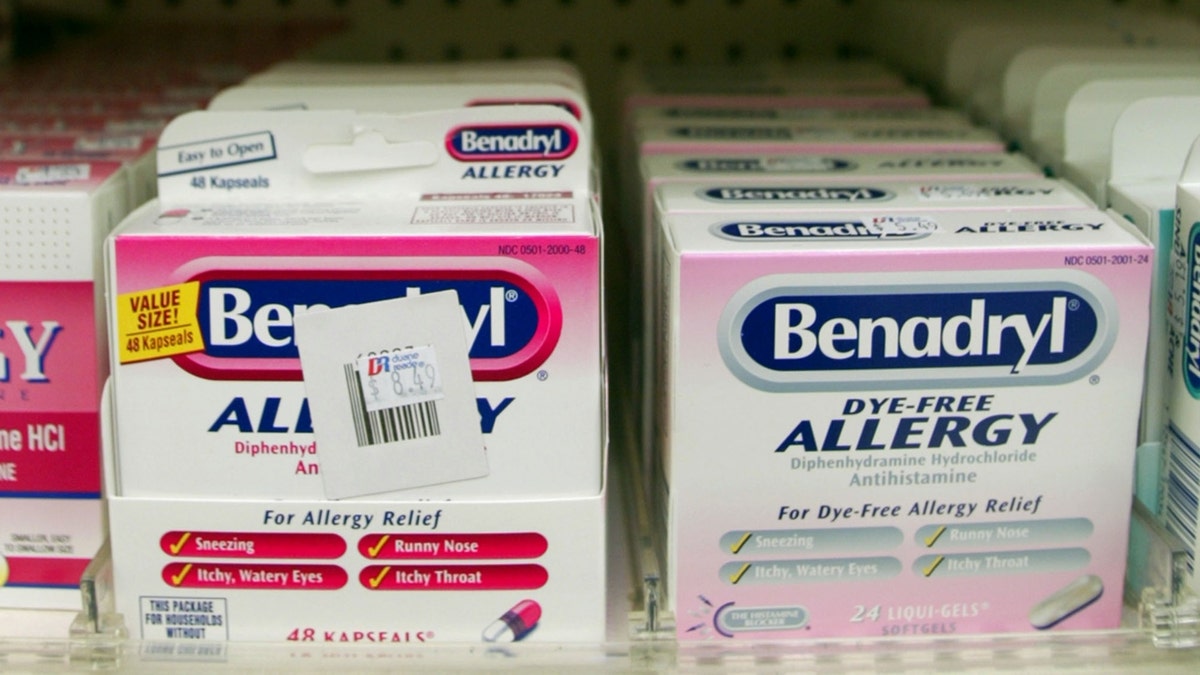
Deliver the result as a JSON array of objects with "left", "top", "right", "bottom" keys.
[
  {"left": 718, "top": 277, "right": 1115, "bottom": 391},
  {"left": 201, "top": 279, "right": 536, "bottom": 360},
  {"left": 718, "top": 222, "right": 875, "bottom": 239},
  {"left": 208, "top": 395, "right": 514, "bottom": 435},
  {"left": 461, "top": 164, "right": 564, "bottom": 179},
  {"left": 763, "top": 294, "right": 1077, "bottom": 374},
  {"left": 449, "top": 125, "right": 574, "bottom": 159},
  {"left": 702, "top": 186, "right": 892, "bottom": 202}
]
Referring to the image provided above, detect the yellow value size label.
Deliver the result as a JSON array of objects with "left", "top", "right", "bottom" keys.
[{"left": 115, "top": 281, "right": 204, "bottom": 363}]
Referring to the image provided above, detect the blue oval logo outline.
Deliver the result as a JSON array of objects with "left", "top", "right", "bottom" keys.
[
  {"left": 700, "top": 186, "right": 894, "bottom": 202},
  {"left": 718, "top": 271, "right": 1117, "bottom": 392},
  {"left": 445, "top": 123, "right": 578, "bottom": 162},
  {"left": 712, "top": 220, "right": 932, "bottom": 242}
]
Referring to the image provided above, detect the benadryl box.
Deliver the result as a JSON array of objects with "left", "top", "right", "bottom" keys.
[
  {"left": 657, "top": 206, "right": 1151, "bottom": 639},
  {"left": 102, "top": 106, "right": 606, "bottom": 643}
]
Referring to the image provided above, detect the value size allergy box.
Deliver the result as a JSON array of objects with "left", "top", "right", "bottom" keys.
[
  {"left": 657, "top": 205, "right": 1152, "bottom": 640},
  {"left": 103, "top": 106, "right": 606, "bottom": 643}
]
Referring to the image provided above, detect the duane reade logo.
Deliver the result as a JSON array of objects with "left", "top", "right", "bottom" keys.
[
  {"left": 718, "top": 273, "right": 1116, "bottom": 391},
  {"left": 446, "top": 124, "right": 577, "bottom": 161},
  {"left": 700, "top": 186, "right": 893, "bottom": 203},
  {"left": 716, "top": 221, "right": 875, "bottom": 240}
]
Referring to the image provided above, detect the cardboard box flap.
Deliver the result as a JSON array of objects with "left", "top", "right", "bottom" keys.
[
  {"left": 155, "top": 106, "right": 590, "bottom": 207},
  {"left": 208, "top": 83, "right": 592, "bottom": 138},
  {"left": 1022, "top": 61, "right": 1200, "bottom": 164},
  {"left": 1001, "top": 47, "right": 1200, "bottom": 143},
  {"left": 1110, "top": 96, "right": 1200, "bottom": 187}
]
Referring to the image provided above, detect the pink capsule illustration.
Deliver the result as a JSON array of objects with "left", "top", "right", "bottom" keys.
[{"left": 482, "top": 599, "right": 542, "bottom": 642}]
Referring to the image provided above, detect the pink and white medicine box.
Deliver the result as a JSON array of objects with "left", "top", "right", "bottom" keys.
[{"left": 1, "top": 159, "right": 129, "bottom": 608}]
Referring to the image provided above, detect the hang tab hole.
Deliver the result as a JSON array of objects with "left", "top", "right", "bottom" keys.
[{"left": 302, "top": 130, "right": 438, "bottom": 174}]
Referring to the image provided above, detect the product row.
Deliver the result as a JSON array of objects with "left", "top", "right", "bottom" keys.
[{"left": 2, "top": 2, "right": 1199, "bottom": 650}]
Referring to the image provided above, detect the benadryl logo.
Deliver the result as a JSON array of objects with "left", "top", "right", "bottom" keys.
[
  {"left": 718, "top": 272, "right": 1116, "bottom": 391},
  {"left": 176, "top": 265, "right": 560, "bottom": 382},
  {"left": 716, "top": 222, "right": 876, "bottom": 240},
  {"left": 446, "top": 124, "right": 577, "bottom": 161},
  {"left": 669, "top": 126, "right": 792, "bottom": 140},
  {"left": 677, "top": 157, "right": 856, "bottom": 173},
  {"left": 700, "top": 186, "right": 893, "bottom": 203},
  {"left": 713, "top": 217, "right": 936, "bottom": 241},
  {"left": 1184, "top": 223, "right": 1200, "bottom": 397}
]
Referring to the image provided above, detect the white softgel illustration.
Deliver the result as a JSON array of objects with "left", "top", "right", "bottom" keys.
[{"left": 1029, "top": 574, "right": 1104, "bottom": 629}]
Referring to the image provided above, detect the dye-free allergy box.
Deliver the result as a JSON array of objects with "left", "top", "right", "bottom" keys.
[
  {"left": 656, "top": 204, "right": 1152, "bottom": 639},
  {"left": 103, "top": 106, "right": 606, "bottom": 643},
  {"left": 0, "top": 159, "right": 130, "bottom": 608}
]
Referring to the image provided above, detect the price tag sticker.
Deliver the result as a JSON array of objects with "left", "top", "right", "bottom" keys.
[
  {"left": 870, "top": 215, "right": 939, "bottom": 238},
  {"left": 294, "top": 291, "right": 488, "bottom": 499},
  {"left": 356, "top": 346, "right": 444, "bottom": 413}
]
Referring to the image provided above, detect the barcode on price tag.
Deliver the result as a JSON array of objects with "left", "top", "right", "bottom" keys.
[
  {"left": 344, "top": 346, "right": 444, "bottom": 447},
  {"left": 294, "top": 291, "right": 488, "bottom": 499}
]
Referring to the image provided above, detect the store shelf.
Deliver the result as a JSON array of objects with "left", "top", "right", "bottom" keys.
[{"left": 4, "top": 0, "right": 1200, "bottom": 671}]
